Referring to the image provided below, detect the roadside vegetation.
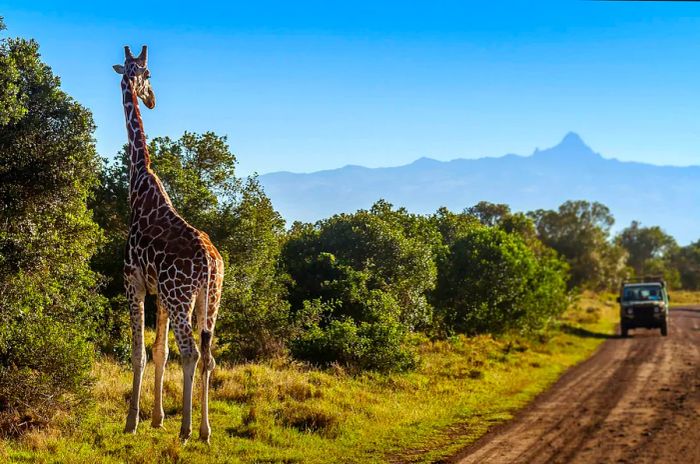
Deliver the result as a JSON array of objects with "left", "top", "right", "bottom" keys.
[
  {"left": 0, "top": 18, "right": 698, "bottom": 462},
  {"left": 666, "top": 290, "right": 700, "bottom": 306}
]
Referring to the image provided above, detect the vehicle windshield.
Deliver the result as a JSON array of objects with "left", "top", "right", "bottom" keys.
[{"left": 623, "top": 285, "right": 663, "bottom": 301}]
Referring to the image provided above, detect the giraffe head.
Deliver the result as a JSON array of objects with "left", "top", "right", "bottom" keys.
[{"left": 113, "top": 45, "right": 156, "bottom": 109}]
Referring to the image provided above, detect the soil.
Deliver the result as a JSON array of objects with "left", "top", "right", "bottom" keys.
[{"left": 449, "top": 306, "right": 700, "bottom": 464}]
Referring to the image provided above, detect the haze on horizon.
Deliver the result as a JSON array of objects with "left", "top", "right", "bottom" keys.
[{"left": 3, "top": 0, "right": 700, "bottom": 175}]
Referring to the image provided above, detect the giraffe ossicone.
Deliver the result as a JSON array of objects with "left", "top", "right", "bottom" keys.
[{"left": 114, "top": 45, "right": 224, "bottom": 444}]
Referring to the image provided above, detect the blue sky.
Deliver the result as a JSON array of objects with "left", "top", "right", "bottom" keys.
[{"left": 3, "top": 0, "right": 700, "bottom": 175}]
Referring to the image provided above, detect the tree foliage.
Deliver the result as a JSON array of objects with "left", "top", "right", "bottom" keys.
[
  {"left": 668, "top": 240, "right": 700, "bottom": 290},
  {"left": 431, "top": 208, "right": 569, "bottom": 335},
  {"left": 281, "top": 203, "right": 436, "bottom": 371},
  {"left": 529, "top": 201, "right": 626, "bottom": 290},
  {"left": 0, "top": 33, "right": 103, "bottom": 433},
  {"left": 91, "top": 132, "right": 289, "bottom": 362},
  {"left": 466, "top": 201, "right": 512, "bottom": 227},
  {"left": 616, "top": 221, "right": 677, "bottom": 279}
]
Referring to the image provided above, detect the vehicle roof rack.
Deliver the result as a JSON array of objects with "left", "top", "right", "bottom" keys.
[{"left": 622, "top": 275, "right": 666, "bottom": 287}]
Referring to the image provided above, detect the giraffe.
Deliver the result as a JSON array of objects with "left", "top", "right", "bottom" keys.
[{"left": 113, "top": 45, "right": 224, "bottom": 443}]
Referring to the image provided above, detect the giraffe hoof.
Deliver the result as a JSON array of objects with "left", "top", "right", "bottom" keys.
[
  {"left": 199, "top": 433, "right": 211, "bottom": 445},
  {"left": 179, "top": 427, "right": 192, "bottom": 444},
  {"left": 125, "top": 408, "right": 139, "bottom": 433}
]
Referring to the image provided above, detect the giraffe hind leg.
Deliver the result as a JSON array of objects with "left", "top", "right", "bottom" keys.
[
  {"left": 196, "top": 276, "right": 221, "bottom": 444},
  {"left": 166, "top": 297, "right": 200, "bottom": 443}
]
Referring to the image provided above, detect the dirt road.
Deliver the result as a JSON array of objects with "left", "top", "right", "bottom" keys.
[{"left": 450, "top": 306, "right": 700, "bottom": 464}]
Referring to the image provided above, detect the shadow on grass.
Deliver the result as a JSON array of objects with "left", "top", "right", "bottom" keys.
[{"left": 560, "top": 324, "right": 620, "bottom": 340}]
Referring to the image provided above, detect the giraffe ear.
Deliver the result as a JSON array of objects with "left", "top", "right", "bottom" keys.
[{"left": 113, "top": 64, "right": 125, "bottom": 74}]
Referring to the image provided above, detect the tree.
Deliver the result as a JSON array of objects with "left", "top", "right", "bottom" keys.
[
  {"left": 215, "top": 177, "right": 291, "bottom": 361},
  {"left": 91, "top": 132, "right": 290, "bottom": 362},
  {"left": 464, "top": 201, "right": 540, "bottom": 246},
  {"left": 616, "top": 221, "right": 677, "bottom": 277},
  {"left": 529, "top": 201, "right": 625, "bottom": 289},
  {"left": 0, "top": 32, "right": 103, "bottom": 434},
  {"left": 0, "top": 18, "right": 27, "bottom": 126},
  {"left": 430, "top": 207, "right": 480, "bottom": 248},
  {"left": 285, "top": 205, "right": 437, "bottom": 329},
  {"left": 669, "top": 240, "right": 700, "bottom": 290},
  {"left": 466, "top": 201, "right": 512, "bottom": 227}
]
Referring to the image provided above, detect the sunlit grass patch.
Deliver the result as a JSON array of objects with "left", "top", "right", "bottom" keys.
[{"left": 668, "top": 290, "right": 700, "bottom": 306}]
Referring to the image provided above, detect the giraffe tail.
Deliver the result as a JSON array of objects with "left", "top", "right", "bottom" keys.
[{"left": 200, "top": 258, "right": 215, "bottom": 371}]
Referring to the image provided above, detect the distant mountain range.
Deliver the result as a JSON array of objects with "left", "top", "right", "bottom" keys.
[{"left": 259, "top": 133, "right": 700, "bottom": 244}]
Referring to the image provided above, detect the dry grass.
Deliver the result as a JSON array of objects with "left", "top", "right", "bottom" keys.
[
  {"left": 561, "top": 290, "right": 616, "bottom": 325},
  {"left": 668, "top": 290, "right": 700, "bottom": 306}
]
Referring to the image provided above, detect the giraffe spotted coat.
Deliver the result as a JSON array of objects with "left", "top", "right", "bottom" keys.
[{"left": 115, "top": 45, "right": 224, "bottom": 443}]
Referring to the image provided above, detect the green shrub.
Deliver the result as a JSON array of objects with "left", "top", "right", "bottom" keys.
[
  {"left": 92, "top": 295, "right": 131, "bottom": 362},
  {"left": 284, "top": 206, "right": 437, "bottom": 331},
  {"left": 433, "top": 226, "right": 569, "bottom": 335},
  {"left": 281, "top": 205, "right": 434, "bottom": 372},
  {"left": 291, "top": 298, "right": 415, "bottom": 372},
  {"left": 0, "top": 315, "right": 94, "bottom": 436}
]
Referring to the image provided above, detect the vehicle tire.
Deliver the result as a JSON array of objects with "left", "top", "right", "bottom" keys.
[
  {"left": 621, "top": 324, "right": 629, "bottom": 338},
  {"left": 661, "top": 320, "right": 668, "bottom": 337}
]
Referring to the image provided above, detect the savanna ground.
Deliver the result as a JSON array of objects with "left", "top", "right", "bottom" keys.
[{"left": 2, "top": 293, "right": 620, "bottom": 464}]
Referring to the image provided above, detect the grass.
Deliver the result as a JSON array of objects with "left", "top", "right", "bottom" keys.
[
  {"left": 3, "top": 295, "right": 617, "bottom": 464},
  {"left": 668, "top": 289, "right": 700, "bottom": 306}
]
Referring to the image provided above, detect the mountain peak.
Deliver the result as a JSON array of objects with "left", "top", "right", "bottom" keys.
[
  {"left": 534, "top": 132, "right": 600, "bottom": 162},
  {"left": 559, "top": 132, "right": 586, "bottom": 147}
]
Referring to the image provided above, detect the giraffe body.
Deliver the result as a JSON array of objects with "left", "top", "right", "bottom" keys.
[{"left": 114, "top": 46, "right": 224, "bottom": 443}]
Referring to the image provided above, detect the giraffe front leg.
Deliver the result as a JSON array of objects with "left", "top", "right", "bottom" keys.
[
  {"left": 151, "top": 298, "right": 170, "bottom": 428},
  {"left": 124, "top": 271, "right": 146, "bottom": 434}
]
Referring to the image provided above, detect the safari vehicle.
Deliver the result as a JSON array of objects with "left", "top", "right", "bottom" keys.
[{"left": 617, "top": 277, "right": 669, "bottom": 337}]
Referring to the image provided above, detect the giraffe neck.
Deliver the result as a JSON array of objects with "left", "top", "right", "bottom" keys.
[{"left": 121, "top": 76, "right": 151, "bottom": 204}]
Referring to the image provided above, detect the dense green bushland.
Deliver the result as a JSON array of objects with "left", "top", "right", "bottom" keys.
[{"left": 3, "top": 20, "right": 700, "bottom": 440}]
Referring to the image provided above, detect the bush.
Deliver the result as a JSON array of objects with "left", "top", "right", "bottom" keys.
[
  {"left": 215, "top": 178, "right": 292, "bottom": 362},
  {"left": 92, "top": 295, "right": 131, "bottom": 362},
  {"left": 433, "top": 226, "right": 569, "bottom": 335},
  {"left": 282, "top": 207, "right": 433, "bottom": 372},
  {"left": 291, "top": 300, "right": 415, "bottom": 372},
  {"left": 0, "top": 315, "right": 94, "bottom": 436},
  {"left": 284, "top": 207, "right": 436, "bottom": 330}
]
